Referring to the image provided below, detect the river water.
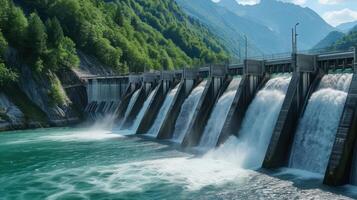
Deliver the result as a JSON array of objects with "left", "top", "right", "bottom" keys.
[{"left": 1, "top": 128, "right": 356, "bottom": 199}]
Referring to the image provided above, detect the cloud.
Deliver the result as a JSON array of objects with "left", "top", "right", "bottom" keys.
[
  {"left": 235, "top": 0, "right": 260, "bottom": 5},
  {"left": 278, "top": 0, "right": 307, "bottom": 6},
  {"left": 322, "top": 8, "right": 357, "bottom": 26},
  {"left": 318, "top": 0, "right": 345, "bottom": 5},
  {"left": 211, "top": 0, "right": 260, "bottom": 5}
]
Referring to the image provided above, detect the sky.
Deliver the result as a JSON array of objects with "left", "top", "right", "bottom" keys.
[{"left": 213, "top": 0, "right": 357, "bottom": 27}]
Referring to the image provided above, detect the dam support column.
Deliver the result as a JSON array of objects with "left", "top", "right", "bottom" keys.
[
  {"left": 324, "top": 48, "right": 357, "bottom": 186},
  {"left": 115, "top": 75, "right": 141, "bottom": 121},
  {"left": 182, "top": 66, "right": 227, "bottom": 147},
  {"left": 263, "top": 54, "right": 318, "bottom": 168},
  {"left": 217, "top": 59, "right": 265, "bottom": 146},
  {"left": 136, "top": 72, "right": 175, "bottom": 134},
  {"left": 121, "top": 73, "right": 159, "bottom": 128},
  {"left": 157, "top": 69, "right": 199, "bottom": 139}
]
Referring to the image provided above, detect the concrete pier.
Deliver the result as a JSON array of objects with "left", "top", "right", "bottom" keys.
[
  {"left": 217, "top": 60, "right": 266, "bottom": 145},
  {"left": 115, "top": 75, "right": 141, "bottom": 121},
  {"left": 157, "top": 69, "right": 199, "bottom": 139},
  {"left": 263, "top": 54, "right": 318, "bottom": 168},
  {"left": 324, "top": 49, "right": 357, "bottom": 186},
  {"left": 136, "top": 72, "right": 176, "bottom": 134},
  {"left": 121, "top": 73, "right": 159, "bottom": 129},
  {"left": 182, "top": 66, "right": 227, "bottom": 147}
]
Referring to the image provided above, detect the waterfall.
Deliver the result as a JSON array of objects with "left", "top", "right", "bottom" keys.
[
  {"left": 146, "top": 82, "right": 182, "bottom": 137},
  {"left": 198, "top": 77, "right": 242, "bottom": 149},
  {"left": 112, "top": 89, "right": 140, "bottom": 132},
  {"left": 289, "top": 73, "right": 353, "bottom": 174},
  {"left": 171, "top": 80, "right": 208, "bottom": 143},
  {"left": 205, "top": 75, "right": 291, "bottom": 169},
  {"left": 128, "top": 86, "right": 158, "bottom": 132},
  {"left": 123, "top": 89, "right": 141, "bottom": 122}
]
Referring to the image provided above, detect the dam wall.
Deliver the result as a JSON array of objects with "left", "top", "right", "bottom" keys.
[
  {"left": 264, "top": 54, "right": 319, "bottom": 168},
  {"left": 182, "top": 66, "right": 227, "bottom": 147},
  {"left": 324, "top": 48, "right": 357, "bottom": 186},
  {"left": 217, "top": 59, "right": 266, "bottom": 145},
  {"left": 157, "top": 69, "right": 199, "bottom": 139},
  {"left": 136, "top": 72, "right": 176, "bottom": 134}
]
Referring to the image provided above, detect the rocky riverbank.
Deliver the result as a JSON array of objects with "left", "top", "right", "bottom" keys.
[{"left": 0, "top": 49, "right": 115, "bottom": 132}]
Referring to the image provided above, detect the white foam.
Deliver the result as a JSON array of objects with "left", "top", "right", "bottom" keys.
[
  {"left": 40, "top": 129, "right": 123, "bottom": 142},
  {"left": 146, "top": 82, "right": 181, "bottom": 137},
  {"left": 204, "top": 75, "right": 291, "bottom": 169},
  {"left": 289, "top": 73, "right": 353, "bottom": 174},
  {"left": 199, "top": 77, "right": 241, "bottom": 149},
  {"left": 172, "top": 80, "right": 208, "bottom": 143}
]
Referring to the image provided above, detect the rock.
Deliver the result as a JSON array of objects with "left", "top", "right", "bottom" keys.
[{"left": 0, "top": 93, "right": 24, "bottom": 124}]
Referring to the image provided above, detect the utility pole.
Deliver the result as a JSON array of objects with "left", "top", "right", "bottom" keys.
[
  {"left": 244, "top": 35, "right": 248, "bottom": 61},
  {"left": 294, "top": 22, "right": 299, "bottom": 54},
  {"left": 292, "top": 23, "right": 299, "bottom": 70}
]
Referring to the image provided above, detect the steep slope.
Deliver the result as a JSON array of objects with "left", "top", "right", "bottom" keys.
[
  {"left": 337, "top": 21, "right": 357, "bottom": 33},
  {"left": 176, "top": 0, "right": 282, "bottom": 56},
  {"left": 0, "top": 0, "right": 232, "bottom": 130},
  {"left": 218, "top": 0, "right": 335, "bottom": 51},
  {"left": 17, "top": 0, "right": 228, "bottom": 72},
  {"left": 312, "top": 31, "right": 345, "bottom": 50},
  {"left": 330, "top": 26, "right": 357, "bottom": 51}
]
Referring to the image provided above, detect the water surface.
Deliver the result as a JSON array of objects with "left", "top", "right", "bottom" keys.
[{"left": 0, "top": 128, "right": 356, "bottom": 199}]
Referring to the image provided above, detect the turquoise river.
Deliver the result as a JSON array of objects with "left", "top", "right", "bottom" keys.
[{"left": 1, "top": 126, "right": 357, "bottom": 200}]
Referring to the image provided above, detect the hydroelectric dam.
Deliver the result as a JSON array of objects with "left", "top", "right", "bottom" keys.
[{"left": 84, "top": 49, "right": 357, "bottom": 187}]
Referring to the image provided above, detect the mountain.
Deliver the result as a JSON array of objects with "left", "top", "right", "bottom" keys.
[
  {"left": 337, "top": 21, "right": 357, "bottom": 33},
  {"left": 10, "top": 0, "right": 228, "bottom": 73},
  {"left": 218, "top": 0, "right": 335, "bottom": 52},
  {"left": 312, "top": 31, "right": 345, "bottom": 50},
  {"left": 0, "top": 0, "right": 230, "bottom": 130},
  {"left": 176, "top": 0, "right": 283, "bottom": 57},
  {"left": 330, "top": 26, "right": 357, "bottom": 51}
]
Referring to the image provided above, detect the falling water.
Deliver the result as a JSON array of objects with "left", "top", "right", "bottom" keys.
[
  {"left": 198, "top": 77, "right": 242, "bottom": 149},
  {"left": 289, "top": 73, "right": 353, "bottom": 174},
  {"left": 146, "top": 82, "right": 182, "bottom": 137},
  {"left": 112, "top": 89, "right": 140, "bottom": 132},
  {"left": 128, "top": 86, "right": 158, "bottom": 132},
  {"left": 123, "top": 89, "right": 141, "bottom": 122},
  {"left": 171, "top": 80, "right": 208, "bottom": 143},
  {"left": 206, "top": 75, "right": 291, "bottom": 169}
]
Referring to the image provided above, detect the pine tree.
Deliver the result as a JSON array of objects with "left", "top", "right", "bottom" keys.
[{"left": 27, "top": 13, "right": 47, "bottom": 58}]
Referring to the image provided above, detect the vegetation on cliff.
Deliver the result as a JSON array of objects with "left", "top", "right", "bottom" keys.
[
  {"left": 0, "top": 0, "right": 229, "bottom": 113},
  {"left": 11, "top": 0, "right": 228, "bottom": 73},
  {"left": 330, "top": 26, "right": 357, "bottom": 51}
]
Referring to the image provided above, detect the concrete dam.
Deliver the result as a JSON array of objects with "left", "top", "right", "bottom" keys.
[{"left": 84, "top": 49, "right": 357, "bottom": 187}]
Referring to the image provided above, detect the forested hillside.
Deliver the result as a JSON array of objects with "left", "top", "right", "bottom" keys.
[
  {"left": 19, "top": 0, "right": 227, "bottom": 72},
  {"left": 0, "top": 0, "right": 229, "bottom": 129},
  {"left": 331, "top": 26, "right": 357, "bottom": 51}
]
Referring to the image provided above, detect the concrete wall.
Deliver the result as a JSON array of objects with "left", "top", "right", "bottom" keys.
[
  {"left": 157, "top": 80, "right": 197, "bottom": 139},
  {"left": 182, "top": 77, "right": 225, "bottom": 147},
  {"left": 217, "top": 74, "right": 266, "bottom": 145},
  {"left": 263, "top": 54, "right": 319, "bottom": 168},
  {"left": 136, "top": 81, "right": 167, "bottom": 134},
  {"left": 324, "top": 73, "right": 357, "bottom": 186},
  {"left": 115, "top": 83, "right": 140, "bottom": 121},
  {"left": 121, "top": 86, "right": 147, "bottom": 129}
]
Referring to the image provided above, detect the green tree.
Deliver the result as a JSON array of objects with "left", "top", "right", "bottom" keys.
[
  {"left": 46, "top": 17, "right": 64, "bottom": 47},
  {"left": 0, "top": 63, "right": 17, "bottom": 87},
  {"left": 0, "top": 31, "right": 8, "bottom": 57},
  {"left": 4, "top": 6, "right": 27, "bottom": 48},
  {"left": 26, "top": 13, "right": 47, "bottom": 59}
]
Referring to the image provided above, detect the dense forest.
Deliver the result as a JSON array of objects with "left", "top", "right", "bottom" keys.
[
  {"left": 0, "top": 0, "right": 228, "bottom": 87},
  {"left": 0, "top": 0, "right": 230, "bottom": 122},
  {"left": 330, "top": 26, "right": 357, "bottom": 51}
]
